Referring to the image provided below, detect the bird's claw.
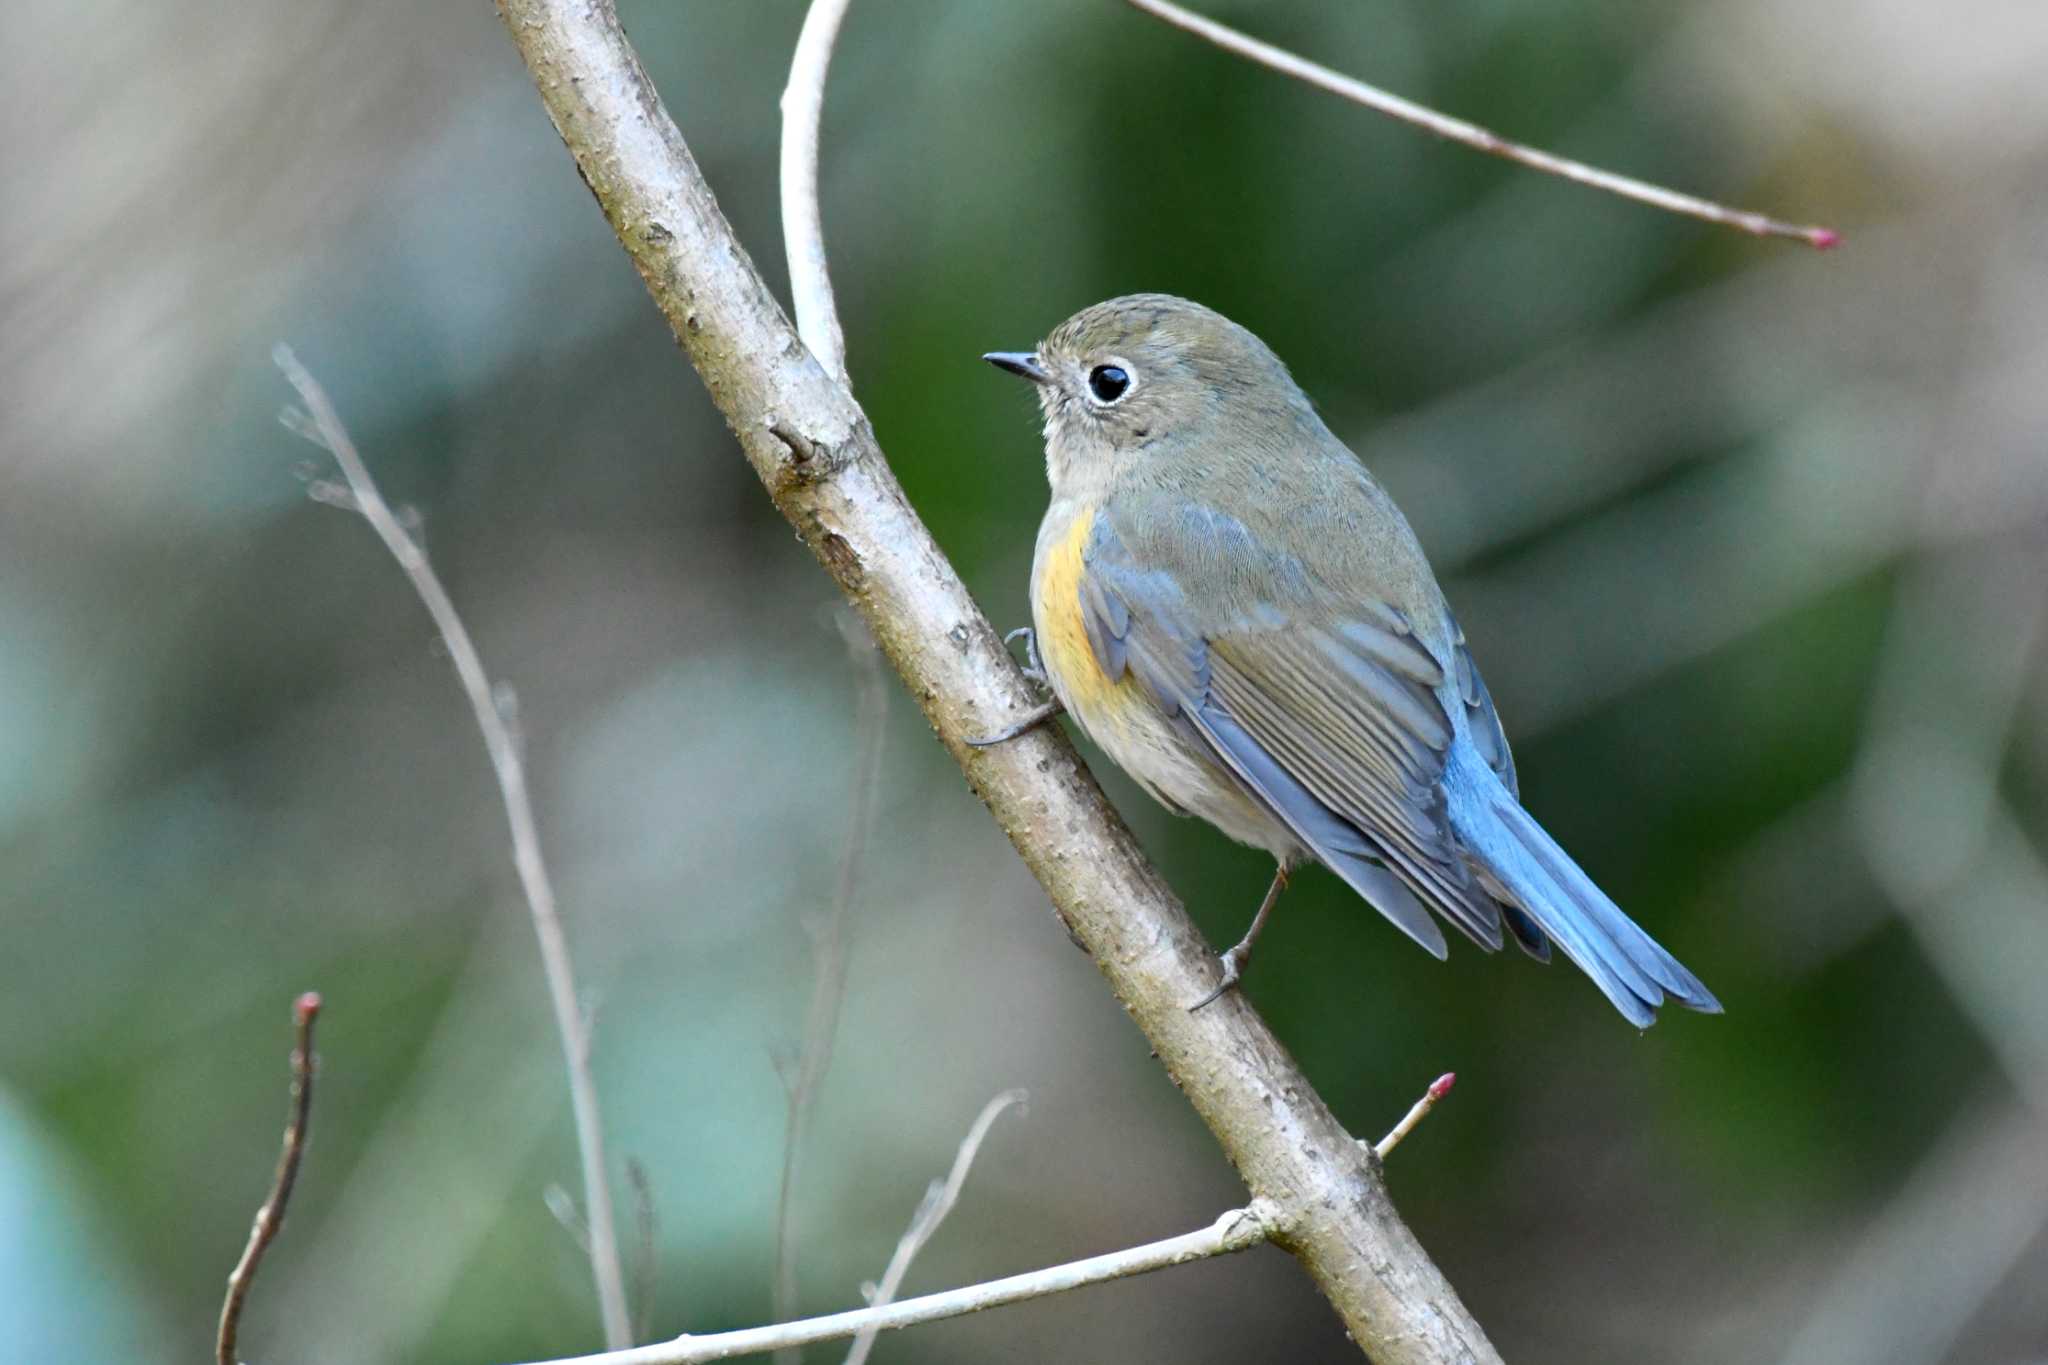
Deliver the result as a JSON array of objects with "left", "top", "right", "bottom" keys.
[
  {"left": 966, "top": 698, "right": 1063, "bottom": 748},
  {"left": 1188, "top": 945, "right": 1250, "bottom": 1012}
]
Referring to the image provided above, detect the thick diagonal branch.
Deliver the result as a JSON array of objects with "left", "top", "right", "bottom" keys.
[{"left": 491, "top": 3, "right": 1498, "bottom": 1360}]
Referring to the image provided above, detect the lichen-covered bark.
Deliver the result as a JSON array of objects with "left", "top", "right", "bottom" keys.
[{"left": 493, "top": 3, "right": 1499, "bottom": 1359}]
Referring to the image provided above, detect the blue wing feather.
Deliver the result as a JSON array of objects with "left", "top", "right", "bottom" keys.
[
  {"left": 1074, "top": 500, "right": 1717, "bottom": 1025},
  {"left": 1080, "top": 509, "right": 1497, "bottom": 954}
]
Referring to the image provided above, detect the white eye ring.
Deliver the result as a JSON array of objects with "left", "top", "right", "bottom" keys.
[{"left": 1086, "top": 357, "right": 1137, "bottom": 406}]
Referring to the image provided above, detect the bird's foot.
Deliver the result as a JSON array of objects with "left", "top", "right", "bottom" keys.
[
  {"left": 1188, "top": 943, "right": 1251, "bottom": 1012},
  {"left": 1186, "top": 864, "right": 1289, "bottom": 1011},
  {"left": 966, "top": 627, "right": 1060, "bottom": 746}
]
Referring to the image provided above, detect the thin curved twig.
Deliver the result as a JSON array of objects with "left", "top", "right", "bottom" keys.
[
  {"left": 513, "top": 1200, "right": 1281, "bottom": 1365},
  {"left": 218, "top": 992, "right": 323, "bottom": 1365},
  {"left": 780, "top": 0, "right": 855, "bottom": 383},
  {"left": 1124, "top": 0, "right": 1840, "bottom": 249},
  {"left": 845, "top": 1089, "right": 1029, "bottom": 1365},
  {"left": 276, "top": 347, "right": 633, "bottom": 1349},
  {"left": 772, "top": 612, "right": 888, "bottom": 1357}
]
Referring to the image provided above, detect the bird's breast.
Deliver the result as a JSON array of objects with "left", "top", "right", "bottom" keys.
[
  {"left": 1031, "top": 501, "right": 1124, "bottom": 726},
  {"left": 1029, "top": 498, "right": 1301, "bottom": 861}
]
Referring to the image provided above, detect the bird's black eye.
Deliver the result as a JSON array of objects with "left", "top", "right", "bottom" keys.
[{"left": 1088, "top": 364, "right": 1130, "bottom": 404}]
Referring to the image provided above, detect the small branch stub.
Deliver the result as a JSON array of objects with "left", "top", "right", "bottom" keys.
[
  {"left": 766, "top": 415, "right": 823, "bottom": 465},
  {"left": 1374, "top": 1072, "right": 1457, "bottom": 1162}
]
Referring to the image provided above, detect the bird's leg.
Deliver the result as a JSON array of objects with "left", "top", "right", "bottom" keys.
[
  {"left": 1189, "top": 862, "right": 1291, "bottom": 1011},
  {"left": 966, "top": 627, "right": 1062, "bottom": 747}
]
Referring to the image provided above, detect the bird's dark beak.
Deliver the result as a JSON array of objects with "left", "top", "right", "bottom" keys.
[{"left": 983, "top": 351, "right": 1051, "bottom": 385}]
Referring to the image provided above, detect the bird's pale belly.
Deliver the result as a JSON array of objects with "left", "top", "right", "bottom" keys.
[{"left": 1031, "top": 503, "right": 1302, "bottom": 862}]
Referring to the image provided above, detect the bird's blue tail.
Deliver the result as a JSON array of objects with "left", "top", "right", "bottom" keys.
[{"left": 1448, "top": 749, "right": 1721, "bottom": 1028}]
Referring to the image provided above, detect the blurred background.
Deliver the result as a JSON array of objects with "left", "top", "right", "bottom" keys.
[{"left": 4, "top": 1, "right": 2045, "bottom": 1361}]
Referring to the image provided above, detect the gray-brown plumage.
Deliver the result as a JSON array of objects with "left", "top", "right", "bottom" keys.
[{"left": 985, "top": 294, "right": 1719, "bottom": 1026}]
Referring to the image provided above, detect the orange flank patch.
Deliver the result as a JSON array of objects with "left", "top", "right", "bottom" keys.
[{"left": 1034, "top": 505, "right": 1128, "bottom": 727}]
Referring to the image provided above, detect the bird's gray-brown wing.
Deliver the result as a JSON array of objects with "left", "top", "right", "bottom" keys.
[{"left": 1080, "top": 505, "right": 1509, "bottom": 957}]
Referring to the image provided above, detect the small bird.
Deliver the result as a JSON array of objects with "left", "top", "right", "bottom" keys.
[{"left": 979, "top": 294, "right": 1719, "bottom": 1026}]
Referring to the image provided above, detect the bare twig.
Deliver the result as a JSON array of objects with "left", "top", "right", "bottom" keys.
[
  {"left": 845, "top": 1089, "right": 1029, "bottom": 1365},
  {"left": 772, "top": 613, "right": 889, "bottom": 1358},
  {"left": 628, "top": 1159, "right": 659, "bottom": 1344},
  {"left": 494, "top": 1, "right": 1501, "bottom": 1356},
  {"left": 512, "top": 1199, "right": 1281, "bottom": 1365},
  {"left": 1124, "top": 0, "right": 1840, "bottom": 249},
  {"left": 274, "top": 347, "right": 632, "bottom": 1350},
  {"left": 500, "top": 1066, "right": 1448, "bottom": 1365},
  {"left": 218, "top": 992, "right": 323, "bottom": 1365},
  {"left": 779, "top": 0, "right": 855, "bottom": 383},
  {"left": 1373, "top": 1073, "right": 1456, "bottom": 1162}
]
